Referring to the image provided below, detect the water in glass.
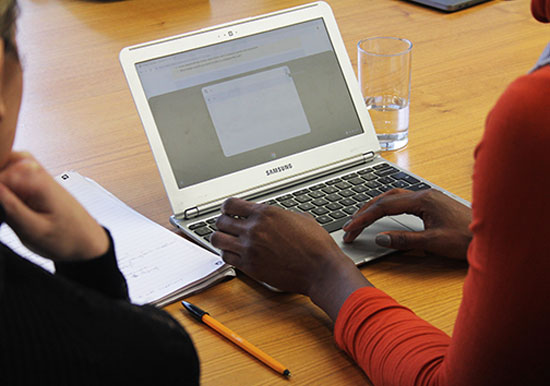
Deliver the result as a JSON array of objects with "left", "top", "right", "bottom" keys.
[{"left": 365, "top": 95, "right": 409, "bottom": 151}]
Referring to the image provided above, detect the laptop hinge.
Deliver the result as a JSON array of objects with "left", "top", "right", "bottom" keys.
[
  {"left": 180, "top": 151, "right": 376, "bottom": 220},
  {"left": 183, "top": 207, "right": 200, "bottom": 220}
]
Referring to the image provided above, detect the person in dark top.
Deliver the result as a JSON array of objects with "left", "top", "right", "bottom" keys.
[{"left": 0, "top": 1, "right": 199, "bottom": 384}]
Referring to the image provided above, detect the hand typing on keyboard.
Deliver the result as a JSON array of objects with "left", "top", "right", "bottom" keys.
[
  {"left": 343, "top": 188, "right": 472, "bottom": 260},
  {"left": 211, "top": 197, "right": 370, "bottom": 320}
]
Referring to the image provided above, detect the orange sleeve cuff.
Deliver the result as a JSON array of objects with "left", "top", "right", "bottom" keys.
[{"left": 334, "top": 287, "right": 451, "bottom": 385}]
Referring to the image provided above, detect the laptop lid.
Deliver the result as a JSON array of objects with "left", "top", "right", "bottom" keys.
[
  {"left": 120, "top": 1, "right": 380, "bottom": 217},
  {"left": 405, "top": 0, "right": 491, "bottom": 12}
]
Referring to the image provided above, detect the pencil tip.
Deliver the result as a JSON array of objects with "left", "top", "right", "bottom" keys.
[{"left": 283, "top": 369, "right": 291, "bottom": 377}]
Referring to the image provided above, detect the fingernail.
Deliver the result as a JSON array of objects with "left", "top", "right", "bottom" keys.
[{"left": 375, "top": 234, "right": 391, "bottom": 247}]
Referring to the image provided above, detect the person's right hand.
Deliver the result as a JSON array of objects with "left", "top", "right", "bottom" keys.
[
  {"left": 212, "top": 197, "right": 371, "bottom": 320},
  {"left": 0, "top": 152, "right": 109, "bottom": 262},
  {"left": 343, "top": 188, "right": 472, "bottom": 260}
]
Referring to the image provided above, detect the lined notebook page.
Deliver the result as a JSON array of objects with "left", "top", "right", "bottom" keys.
[{"left": 0, "top": 171, "right": 229, "bottom": 305}]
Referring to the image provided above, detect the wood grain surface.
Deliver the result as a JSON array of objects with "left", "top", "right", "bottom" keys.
[{"left": 14, "top": 0, "right": 547, "bottom": 384}]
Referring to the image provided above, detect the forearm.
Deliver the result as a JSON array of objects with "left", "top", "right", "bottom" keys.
[
  {"left": 308, "top": 250, "right": 373, "bottom": 321},
  {"left": 334, "top": 287, "right": 451, "bottom": 385}
]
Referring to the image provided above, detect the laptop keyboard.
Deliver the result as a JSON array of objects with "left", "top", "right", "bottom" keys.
[{"left": 188, "top": 163, "right": 430, "bottom": 243}]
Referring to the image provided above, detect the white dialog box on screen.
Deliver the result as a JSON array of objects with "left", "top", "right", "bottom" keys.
[{"left": 202, "top": 66, "right": 311, "bottom": 157}]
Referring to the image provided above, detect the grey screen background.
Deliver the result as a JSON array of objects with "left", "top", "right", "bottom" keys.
[{"left": 144, "top": 23, "right": 363, "bottom": 189}]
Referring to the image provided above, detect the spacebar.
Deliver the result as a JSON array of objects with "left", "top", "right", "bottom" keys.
[{"left": 322, "top": 216, "right": 352, "bottom": 233}]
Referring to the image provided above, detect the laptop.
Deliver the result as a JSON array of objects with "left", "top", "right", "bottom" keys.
[
  {"left": 404, "top": 0, "right": 491, "bottom": 12},
  {"left": 119, "top": 1, "right": 467, "bottom": 266}
]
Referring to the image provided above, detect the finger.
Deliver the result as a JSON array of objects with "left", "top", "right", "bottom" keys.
[
  {"left": 0, "top": 155, "right": 44, "bottom": 195},
  {"left": 219, "top": 250, "right": 241, "bottom": 267},
  {"left": 0, "top": 183, "right": 48, "bottom": 239},
  {"left": 342, "top": 190, "right": 412, "bottom": 243},
  {"left": 374, "top": 230, "right": 432, "bottom": 251},
  {"left": 343, "top": 228, "right": 363, "bottom": 243},
  {"left": 6, "top": 151, "right": 35, "bottom": 163},
  {"left": 220, "top": 197, "right": 258, "bottom": 218},
  {"left": 0, "top": 152, "right": 39, "bottom": 178},
  {"left": 343, "top": 189, "right": 404, "bottom": 228},
  {"left": 297, "top": 210, "right": 316, "bottom": 221},
  {"left": 210, "top": 230, "right": 243, "bottom": 255},
  {"left": 344, "top": 189, "right": 420, "bottom": 232},
  {"left": 0, "top": 151, "right": 34, "bottom": 170},
  {"left": 353, "top": 188, "right": 404, "bottom": 216},
  {"left": 215, "top": 213, "right": 249, "bottom": 236},
  {"left": 378, "top": 228, "right": 470, "bottom": 260}
]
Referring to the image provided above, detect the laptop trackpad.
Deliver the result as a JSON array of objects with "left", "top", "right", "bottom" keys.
[{"left": 333, "top": 214, "right": 424, "bottom": 264}]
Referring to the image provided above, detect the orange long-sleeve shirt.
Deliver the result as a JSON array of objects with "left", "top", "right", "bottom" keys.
[{"left": 334, "top": 62, "right": 550, "bottom": 385}]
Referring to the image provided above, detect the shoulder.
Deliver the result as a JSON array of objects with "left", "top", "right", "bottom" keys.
[
  {"left": 486, "top": 66, "right": 550, "bottom": 140},
  {"left": 479, "top": 66, "right": 550, "bottom": 165},
  {"left": 502, "top": 65, "right": 550, "bottom": 103}
]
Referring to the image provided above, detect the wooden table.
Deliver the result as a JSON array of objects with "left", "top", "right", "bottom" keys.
[{"left": 15, "top": 0, "right": 547, "bottom": 384}]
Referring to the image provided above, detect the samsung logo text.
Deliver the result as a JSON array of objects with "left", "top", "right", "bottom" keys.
[{"left": 265, "top": 163, "right": 293, "bottom": 176}]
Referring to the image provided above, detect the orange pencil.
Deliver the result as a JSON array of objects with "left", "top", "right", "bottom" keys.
[{"left": 181, "top": 300, "right": 291, "bottom": 377}]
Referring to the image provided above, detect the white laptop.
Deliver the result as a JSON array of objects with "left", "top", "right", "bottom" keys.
[{"left": 119, "top": 1, "right": 466, "bottom": 265}]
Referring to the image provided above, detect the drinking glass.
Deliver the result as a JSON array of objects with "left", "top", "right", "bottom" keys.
[{"left": 358, "top": 37, "right": 412, "bottom": 151}]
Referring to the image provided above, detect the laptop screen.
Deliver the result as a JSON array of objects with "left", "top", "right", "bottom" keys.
[{"left": 135, "top": 19, "right": 363, "bottom": 189}]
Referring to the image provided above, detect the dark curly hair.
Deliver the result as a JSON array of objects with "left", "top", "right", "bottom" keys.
[{"left": 0, "top": 0, "right": 19, "bottom": 60}]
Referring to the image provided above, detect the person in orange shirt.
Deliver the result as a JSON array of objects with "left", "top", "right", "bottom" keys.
[{"left": 212, "top": 0, "right": 550, "bottom": 384}]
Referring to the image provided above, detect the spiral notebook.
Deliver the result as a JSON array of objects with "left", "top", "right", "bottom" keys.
[{"left": 0, "top": 171, "right": 234, "bottom": 307}]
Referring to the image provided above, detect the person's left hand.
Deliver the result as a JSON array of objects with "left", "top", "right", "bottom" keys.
[
  {"left": 0, "top": 152, "right": 109, "bottom": 262},
  {"left": 343, "top": 188, "right": 472, "bottom": 260},
  {"left": 212, "top": 198, "right": 371, "bottom": 320}
]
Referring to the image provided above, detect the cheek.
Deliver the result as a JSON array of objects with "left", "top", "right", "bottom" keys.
[
  {"left": 0, "top": 141, "right": 14, "bottom": 168},
  {"left": 9, "top": 63, "right": 23, "bottom": 122},
  {"left": 0, "top": 63, "right": 22, "bottom": 168}
]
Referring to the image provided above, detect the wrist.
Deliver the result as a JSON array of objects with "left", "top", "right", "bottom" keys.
[
  {"left": 307, "top": 251, "right": 372, "bottom": 321},
  {"left": 77, "top": 225, "right": 110, "bottom": 261}
]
